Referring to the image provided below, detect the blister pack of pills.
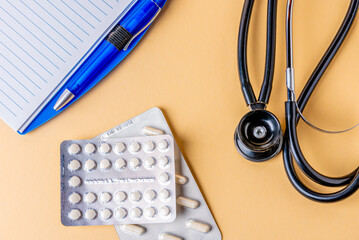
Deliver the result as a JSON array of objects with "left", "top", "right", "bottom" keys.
[
  {"left": 60, "top": 135, "right": 177, "bottom": 226},
  {"left": 97, "top": 107, "right": 222, "bottom": 240}
]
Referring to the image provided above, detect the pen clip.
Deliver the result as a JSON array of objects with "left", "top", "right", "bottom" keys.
[{"left": 123, "top": 1, "right": 162, "bottom": 51}]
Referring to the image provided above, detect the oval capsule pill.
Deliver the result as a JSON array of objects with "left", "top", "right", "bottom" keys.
[
  {"left": 186, "top": 219, "right": 212, "bottom": 233},
  {"left": 142, "top": 126, "right": 165, "bottom": 136},
  {"left": 120, "top": 224, "right": 146, "bottom": 236},
  {"left": 177, "top": 196, "right": 200, "bottom": 209},
  {"left": 175, "top": 175, "right": 188, "bottom": 185},
  {"left": 159, "top": 233, "right": 184, "bottom": 240}
]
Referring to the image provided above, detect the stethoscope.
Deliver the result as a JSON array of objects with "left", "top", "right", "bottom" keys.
[{"left": 235, "top": 0, "right": 359, "bottom": 202}]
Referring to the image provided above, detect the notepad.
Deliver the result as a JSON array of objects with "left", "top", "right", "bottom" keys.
[{"left": 0, "top": 0, "right": 134, "bottom": 131}]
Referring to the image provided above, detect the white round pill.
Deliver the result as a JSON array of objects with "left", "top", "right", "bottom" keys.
[
  {"left": 159, "top": 172, "right": 170, "bottom": 184},
  {"left": 115, "top": 191, "right": 127, "bottom": 203},
  {"left": 145, "top": 207, "right": 157, "bottom": 218},
  {"left": 100, "top": 192, "right": 112, "bottom": 203},
  {"left": 158, "top": 139, "right": 169, "bottom": 151},
  {"left": 115, "top": 208, "right": 128, "bottom": 220},
  {"left": 129, "top": 158, "right": 141, "bottom": 170},
  {"left": 159, "top": 206, "right": 171, "bottom": 217},
  {"left": 68, "top": 160, "right": 81, "bottom": 171},
  {"left": 84, "top": 159, "right": 96, "bottom": 171},
  {"left": 130, "top": 207, "right": 142, "bottom": 219},
  {"left": 68, "top": 144, "right": 81, "bottom": 155},
  {"left": 130, "top": 191, "right": 142, "bottom": 202},
  {"left": 159, "top": 189, "right": 171, "bottom": 201},
  {"left": 115, "top": 158, "right": 127, "bottom": 170},
  {"left": 99, "top": 143, "right": 111, "bottom": 154},
  {"left": 100, "top": 208, "right": 112, "bottom": 220},
  {"left": 144, "top": 190, "right": 157, "bottom": 202},
  {"left": 114, "top": 142, "right": 126, "bottom": 154},
  {"left": 144, "top": 157, "right": 156, "bottom": 169},
  {"left": 68, "top": 209, "right": 82, "bottom": 221},
  {"left": 100, "top": 159, "right": 111, "bottom": 170},
  {"left": 68, "top": 176, "right": 81, "bottom": 187},
  {"left": 158, "top": 156, "right": 170, "bottom": 168},
  {"left": 68, "top": 192, "right": 82, "bottom": 204},
  {"left": 84, "top": 143, "right": 96, "bottom": 154},
  {"left": 144, "top": 141, "right": 155, "bottom": 152},
  {"left": 84, "top": 192, "right": 97, "bottom": 204},
  {"left": 85, "top": 209, "right": 97, "bottom": 220},
  {"left": 129, "top": 142, "right": 141, "bottom": 153}
]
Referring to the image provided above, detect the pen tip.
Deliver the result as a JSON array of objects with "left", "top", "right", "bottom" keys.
[{"left": 53, "top": 89, "right": 75, "bottom": 111}]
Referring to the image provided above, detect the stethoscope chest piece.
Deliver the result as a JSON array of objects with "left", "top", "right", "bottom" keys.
[{"left": 234, "top": 109, "right": 283, "bottom": 162}]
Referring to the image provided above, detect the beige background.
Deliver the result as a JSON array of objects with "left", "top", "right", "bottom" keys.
[{"left": 1, "top": 0, "right": 359, "bottom": 239}]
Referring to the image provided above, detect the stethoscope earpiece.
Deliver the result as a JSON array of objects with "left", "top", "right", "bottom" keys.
[{"left": 234, "top": 109, "right": 283, "bottom": 162}]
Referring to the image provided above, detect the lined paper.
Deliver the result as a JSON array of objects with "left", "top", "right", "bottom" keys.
[{"left": 0, "top": 0, "right": 134, "bottom": 131}]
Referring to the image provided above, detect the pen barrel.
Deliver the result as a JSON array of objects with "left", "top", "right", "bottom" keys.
[{"left": 121, "top": 0, "right": 160, "bottom": 34}]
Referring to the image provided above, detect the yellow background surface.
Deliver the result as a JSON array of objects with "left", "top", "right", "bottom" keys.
[{"left": 1, "top": 0, "right": 359, "bottom": 239}]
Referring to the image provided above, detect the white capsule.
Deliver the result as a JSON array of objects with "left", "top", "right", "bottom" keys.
[
  {"left": 144, "top": 206, "right": 157, "bottom": 218},
  {"left": 159, "top": 189, "right": 171, "bottom": 201},
  {"left": 115, "top": 158, "right": 127, "bottom": 170},
  {"left": 68, "top": 192, "right": 82, "bottom": 204},
  {"left": 129, "top": 158, "right": 141, "bottom": 170},
  {"left": 84, "top": 159, "right": 96, "bottom": 171},
  {"left": 129, "top": 142, "right": 141, "bottom": 153},
  {"left": 84, "top": 143, "right": 96, "bottom": 154},
  {"left": 99, "top": 143, "right": 111, "bottom": 154},
  {"left": 115, "top": 207, "right": 128, "bottom": 220},
  {"left": 159, "top": 233, "right": 184, "bottom": 240},
  {"left": 120, "top": 224, "right": 146, "bottom": 236},
  {"left": 100, "top": 159, "right": 111, "bottom": 170},
  {"left": 130, "top": 191, "right": 142, "bottom": 202},
  {"left": 175, "top": 175, "right": 188, "bottom": 185},
  {"left": 100, "top": 192, "right": 112, "bottom": 203},
  {"left": 68, "top": 209, "right": 82, "bottom": 221},
  {"left": 186, "top": 219, "right": 212, "bottom": 233},
  {"left": 159, "top": 172, "right": 170, "bottom": 184},
  {"left": 68, "top": 176, "right": 81, "bottom": 187},
  {"left": 158, "top": 156, "right": 170, "bottom": 168},
  {"left": 114, "top": 142, "right": 126, "bottom": 154},
  {"left": 177, "top": 196, "right": 200, "bottom": 209},
  {"left": 68, "top": 160, "right": 81, "bottom": 171},
  {"left": 158, "top": 139, "right": 169, "bottom": 151},
  {"left": 159, "top": 206, "right": 171, "bottom": 217},
  {"left": 85, "top": 209, "right": 97, "bottom": 220},
  {"left": 114, "top": 191, "right": 127, "bottom": 203},
  {"left": 84, "top": 192, "right": 97, "bottom": 204},
  {"left": 142, "top": 126, "right": 165, "bottom": 136},
  {"left": 68, "top": 144, "right": 81, "bottom": 155},
  {"left": 144, "top": 157, "right": 156, "bottom": 169},
  {"left": 100, "top": 208, "right": 112, "bottom": 220},
  {"left": 130, "top": 207, "right": 143, "bottom": 219}
]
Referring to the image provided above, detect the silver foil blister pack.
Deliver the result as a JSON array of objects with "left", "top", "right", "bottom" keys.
[
  {"left": 60, "top": 135, "right": 177, "bottom": 226},
  {"left": 97, "top": 107, "right": 222, "bottom": 240}
]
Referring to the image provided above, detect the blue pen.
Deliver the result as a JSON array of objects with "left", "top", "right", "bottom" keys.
[{"left": 54, "top": 0, "right": 165, "bottom": 111}]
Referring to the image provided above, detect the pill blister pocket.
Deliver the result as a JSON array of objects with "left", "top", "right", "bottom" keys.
[{"left": 60, "top": 135, "right": 177, "bottom": 226}]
